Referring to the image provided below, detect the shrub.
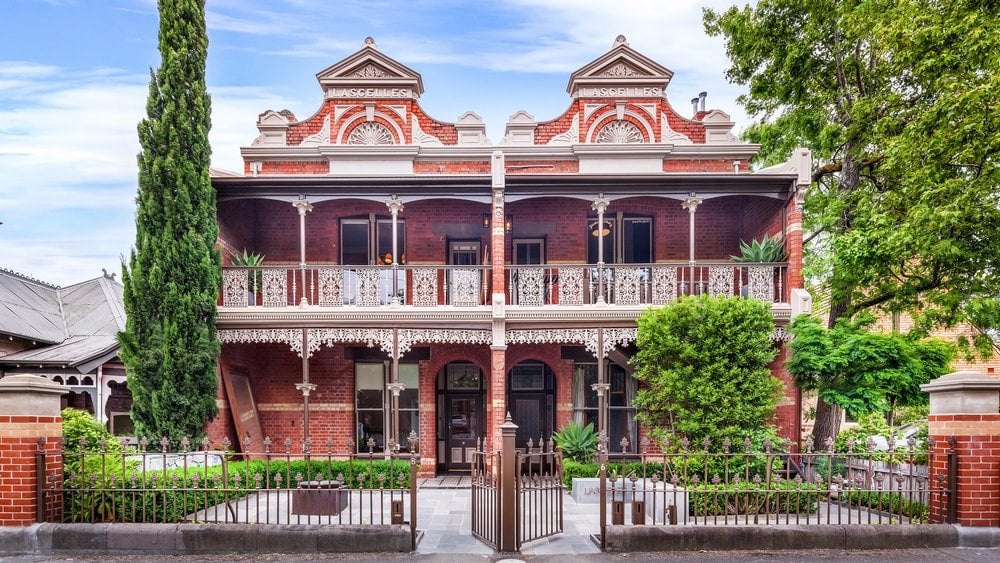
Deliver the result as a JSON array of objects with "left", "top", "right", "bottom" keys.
[
  {"left": 842, "top": 490, "right": 928, "bottom": 523},
  {"left": 731, "top": 233, "right": 787, "bottom": 262},
  {"left": 690, "top": 480, "right": 819, "bottom": 516}
]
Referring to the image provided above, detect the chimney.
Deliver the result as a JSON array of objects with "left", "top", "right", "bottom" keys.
[
  {"left": 698, "top": 91, "right": 707, "bottom": 112},
  {"left": 691, "top": 98, "right": 700, "bottom": 117}
]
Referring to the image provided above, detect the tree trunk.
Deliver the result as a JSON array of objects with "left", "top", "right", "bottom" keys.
[{"left": 810, "top": 396, "right": 841, "bottom": 450}]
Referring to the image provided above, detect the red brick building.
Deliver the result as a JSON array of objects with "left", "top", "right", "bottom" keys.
[{"left": 208, "top": 36, "right": 812, "bottom": 475}]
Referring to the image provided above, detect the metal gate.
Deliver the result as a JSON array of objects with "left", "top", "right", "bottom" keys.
[{"left": 470, "top": 415, "right": 564, "bottom": 552}]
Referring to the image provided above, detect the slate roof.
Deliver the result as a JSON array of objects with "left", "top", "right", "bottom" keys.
[{"left": 0, "top": 269, "right": 124, "bottom": 368}]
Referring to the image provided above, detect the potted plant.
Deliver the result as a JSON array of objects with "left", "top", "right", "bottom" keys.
[
  {"left": 731, "top": 233, "right": 787, "bottom": 263},
  {"left": 231, "top": 249, "right": 265, "bottom": 305}
]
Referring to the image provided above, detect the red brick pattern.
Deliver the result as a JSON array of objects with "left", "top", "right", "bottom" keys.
[
  {"left": 0, "top": 416, "right": 63, "bottom": 526},
  {"left": 928, "top": 414, "right": 1000, "bottom": 526}
]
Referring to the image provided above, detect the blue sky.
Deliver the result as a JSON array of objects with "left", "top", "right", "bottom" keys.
[{"left": 0, "top": 0, "right": 751, "bottom": 287}]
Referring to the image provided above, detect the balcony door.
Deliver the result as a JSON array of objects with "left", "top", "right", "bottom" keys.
[
  {"left": 341, "top": 217, "right": 405, "bottom": 304},
  {"left": 448, "top": 240, "right": 482, "bottom": 305}
]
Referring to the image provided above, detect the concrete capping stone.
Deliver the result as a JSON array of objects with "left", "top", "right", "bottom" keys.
[
  {"left": 0, "top": 524, "right": 39, "bottom": 555},
  {"left": 604, "top": 524, "right": 959, "bottom": 552},
  {"left": 9, "top": 523, "right": 411, "bottom": 555},
  {"left": 956, "top": 524, "right": 1000, "bottom": 548}
]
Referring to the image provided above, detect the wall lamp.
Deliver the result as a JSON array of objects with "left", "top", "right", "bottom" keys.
[{"left": 483, "top": 213, "right": 514, "bottom": 233}]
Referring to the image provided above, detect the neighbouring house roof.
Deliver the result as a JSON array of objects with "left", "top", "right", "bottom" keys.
[{"left": 0, "top": 269, "right": 124, "bottom": 370}]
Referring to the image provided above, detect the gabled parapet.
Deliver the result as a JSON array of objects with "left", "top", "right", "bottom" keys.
[{"left": 754, "top": 148, "right": 812, "bottom": 187}]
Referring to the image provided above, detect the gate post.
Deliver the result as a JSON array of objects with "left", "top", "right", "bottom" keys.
[
  {"left": 921, "top": 371, "right": 1000, "bottom": 526},
  {"left": 499, "top": 413, "right": 518, "bottom": 552},
  {"left": 0, "top": 374, "right": 67, "bottom": 525}
]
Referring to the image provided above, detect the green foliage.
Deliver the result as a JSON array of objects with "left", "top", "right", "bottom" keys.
[
  {"left": 732, "top": 233, "right": 787, "bottom": 263},
  {"left": 632, "top": 295, "right": 782, "bottom": 446},
  {"left": 553, "top": 422, "right": 598, "bottom": 463},
  {"left": 561, "top": 460, "right": 603, "bottom": 490},
  {"left": 704, "top": 0, "right": 1000, "bottom": 344},
  {"left": 119, "top": 0, "right": 220, "bottom": 447},
  {"left": 789, "top": 315, "right": 953, "bottom": 419},
  {"left": 842, "top": 490, "right": 929, "bottom": 523},
  {"left": 230, "top": 248, "right": 265, "bottom": 292},
  {"left": 61, "top": 456, "right": 410, "bottom": 523},
  {"left": 690, "top": 480, "right": 820, "bottom": 517}
]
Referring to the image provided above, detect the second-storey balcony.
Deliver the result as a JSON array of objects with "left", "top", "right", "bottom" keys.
[{"left": 220, "top": 262, "right": 789, "bottom": 309}]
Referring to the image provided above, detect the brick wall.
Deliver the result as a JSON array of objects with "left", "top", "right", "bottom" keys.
[
  {"left": 0, "top": 417, "right": 62, "bottom": 525},
  {"left": 928, "top": 414, "right": 1000, "bottom": 526}
]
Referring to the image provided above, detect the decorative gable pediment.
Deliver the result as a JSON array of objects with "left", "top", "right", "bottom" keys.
[
  {"left": 315, "top": 37, "right": 424, "bottom": 100},
  {"left": 567, "top": 35, "right": 674, "bottom": 99}
]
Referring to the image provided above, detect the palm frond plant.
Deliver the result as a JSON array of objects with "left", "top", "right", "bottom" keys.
[{"left": 731, "top": 233, "right": 787, "bottom": 262}]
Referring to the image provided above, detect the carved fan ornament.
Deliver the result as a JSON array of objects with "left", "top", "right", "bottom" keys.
[
  {"left": 596, "top": 120, "right": 643, "bottom": 144},
  {"left": 599, "top": 62, "right": 639, "bottom": 77},
  {"left": 353, "top": 64, "right": 390, "bottom": 78},
  {"left": 347, "top": 122, "right": 395, "bottom": 145}
]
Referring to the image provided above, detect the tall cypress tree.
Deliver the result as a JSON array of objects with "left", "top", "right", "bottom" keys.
[{"left": 119, "top": 0, "right": 220, "bottom": 447}]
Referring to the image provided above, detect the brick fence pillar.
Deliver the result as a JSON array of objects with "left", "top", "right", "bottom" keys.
[
  {"left": 921, "top": 371, "right": 1000, "bottom": 526},
  {"left": 0, "top": 374, "right": 67, "bottom": 526}
]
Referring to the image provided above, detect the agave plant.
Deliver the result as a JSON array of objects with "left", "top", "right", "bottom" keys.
[
  {"left": 230, "top": 248, "right": 266, "bottom": 293},
  {"left": 553, "top": 421, "right": 598, "bottom": 463},
  {"left": 731, "top": 233, "right": 787, "bottom": 263}
]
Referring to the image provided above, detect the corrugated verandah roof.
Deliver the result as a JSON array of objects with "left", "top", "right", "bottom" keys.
[{"left": 0, "top": 269, "right": 124, "bottom": 366}]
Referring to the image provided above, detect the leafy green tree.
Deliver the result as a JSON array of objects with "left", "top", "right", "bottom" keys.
[
  {"left": 788, "top": 315, "right": 953, "bottom": 426},
  {"left": 119, "top": 0, "right": 220, "bottom": 447},
  {"left": 632, "top": 296, "right": 783, "bottom": 447},
  {"left": 705, "top": 1, "right": 1000, "bottom": 444}
]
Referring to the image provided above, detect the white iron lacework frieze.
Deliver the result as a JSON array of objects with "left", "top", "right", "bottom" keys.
[
  {"left": 412, "top": 268, "right": 438, "bottom": 306},
  {"left": 217, "top": 329, "right": 305, "bottom": 357},
  {"left": 356, "top": 268, "right": 381, "bottom": 306},
  {"left": 317, "top": 268, "right": 343, "bottom": 307},
  {"left": 508, "top": 329, "right": 597, "bottom": 354},
  {"left": 747, "top": 265, "right": 775, "bottom": 302},
  {"left": 596, "top": 120, "right": 643, "bottom": 144},
  {"left": 614, "top": 267, "right": 643, "bottom": 306},
  {"left": 602, "top": 328, "right": 638, "bottom": 357},
  {"left": 771, "top": 326, "right": 793, "bottom": 342},
  {"left": 262, "top": 269, "right": 287, "bottom": 307},
  {"left": 516, "top": 268, "right": 545, "bottom": 306},
  {"left": 558, "top": 267, "right": 585, "bottom": 305},
  {"left": 396, "top": 329, "right": 491, "bottom": 356},
  {"left": 451, "top": 269, "right": 480, "bottom": 306},
  {"left": 347, "top": 122, "right": 395, "bottom": 145},
  {"left": 313, "top": 328, "right": 395, "bottom": 357},
  {"left": 222, "top": 269, "right": 249, "bottom": 307},
  {"left": 708, "top": 266, "right": 735, "bottom": 297},
  {"left": 651, "top": 266, "right": 677, "bottom": 304}
]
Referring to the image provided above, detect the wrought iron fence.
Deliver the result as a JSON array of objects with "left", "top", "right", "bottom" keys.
[
  {"left": 596, "top": 433, "right": 954, "bottom": 547},
  {"left": 41, "top": 434, "right": 420, "bottom": 550}
]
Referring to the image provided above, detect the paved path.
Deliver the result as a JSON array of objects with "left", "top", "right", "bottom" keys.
[{"left": 415, "top": 480, "right": 601, "bottom": 555}]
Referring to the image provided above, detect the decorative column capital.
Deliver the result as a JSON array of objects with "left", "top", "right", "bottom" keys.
[
  {"left": 682, "top": 192, "right": 702, "bottom": 213},
  {"left": 385, "top": 195, "right": 405, "bottom": 216},
  {"left": 292, "top": 196, "right": 313, "bottom": 215},
  {"left": 591, "top": 382, "right": 611, "bottom": 396},
  {"left": 295, "top": 382, "right": 317, "bottom": 397},
  {"left": 386, "top": 381, "right": 406, "bottom": 396},
  {"left": 591, "top": 194, "right": 610, "bottom": 215}
]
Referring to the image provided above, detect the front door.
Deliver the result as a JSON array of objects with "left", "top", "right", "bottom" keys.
[{"left": 446, "top": 395, "right": 481, "bottom": 471}]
